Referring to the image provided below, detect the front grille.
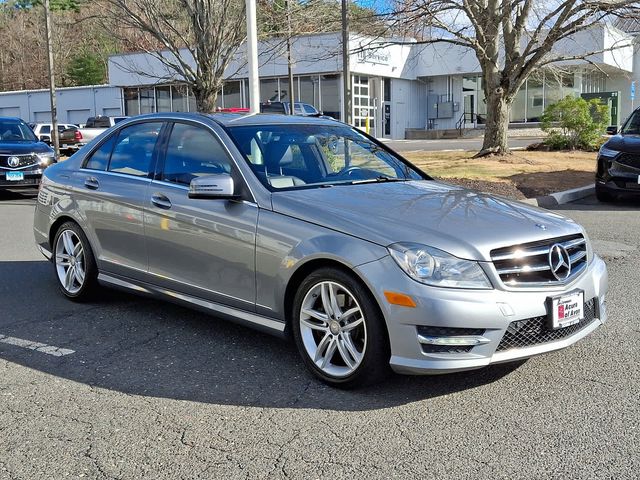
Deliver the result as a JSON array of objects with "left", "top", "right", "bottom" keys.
[
  {"left": 0, "top": 154, "right": 38, "bottom": 169},
  {"left": 496, "top": 298, "right": 597, "bottom": 352},
  {"left": 491, "top": 234, "right": 588, "bottom": 287},
  {"left": 616, "top": 153, "right": 640, "bottom": 170},
  {"left": 417, "top": 326, "right": 485, "bottom": 354}
]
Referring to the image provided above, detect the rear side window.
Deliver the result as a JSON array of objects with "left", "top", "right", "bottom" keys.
[
  {"left": 161, "top": 123, "right": 232, "bottom": 185},
  {"left": 84, "top": 136, "right": 115, "bottom": 171},
  {"left": 304, "top": 104, "right": 317, "bottom": 114},
  {"left": 108, "top": 122, "right": 162, "bottom": 177}
]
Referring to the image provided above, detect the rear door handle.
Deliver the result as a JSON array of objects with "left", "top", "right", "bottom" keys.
[
  {"left": 84, "top": 176, "right": 99, "bottom": 190},
  {"left": 151, "top": 193, "right": 172, "bottom": 209}
]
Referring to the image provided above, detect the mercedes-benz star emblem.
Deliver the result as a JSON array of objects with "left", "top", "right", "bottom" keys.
[
  {"left": 7, "top": 156, "right": 19, "bottom": 168},
  {"left": 535, "top": 223, "right": 547, "bottom": 230},
  {"left": 548, "top": 244, "right": 571, "bottom": 281}
]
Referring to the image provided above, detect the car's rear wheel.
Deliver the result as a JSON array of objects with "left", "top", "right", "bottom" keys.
[
  {"left": 595, "top": 186, "right": 615, "bottom": 203},
  {"left": 53, "top": 222, "right": 98, "bottom": 301},
  {"left": 292, "top": 267, "right": 390, "bottom": 387}
]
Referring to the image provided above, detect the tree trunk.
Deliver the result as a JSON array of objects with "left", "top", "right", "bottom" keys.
[
  {"left": 478, "top": 90, "right": 511, "bottom": 156},
  {"left": 192, "top": 85, "right": 219, "bottom": 113}
]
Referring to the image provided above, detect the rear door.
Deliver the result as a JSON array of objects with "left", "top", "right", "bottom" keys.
[
  {"left": 144, "top": 121, "right": 258, "bottom": 310},
  {"left": 75, "top": 120, "right": 164, "bottom": 280}
]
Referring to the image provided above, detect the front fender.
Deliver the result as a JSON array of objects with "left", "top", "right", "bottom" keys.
[{"left": 255, "top": 209, "right": 387, "bottom": 319}]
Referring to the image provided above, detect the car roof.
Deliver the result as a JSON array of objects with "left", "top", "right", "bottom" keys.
[
  {"left": 0, "top": 117, "right": 26, "bottom": 122},
  {"left": 120, "top": 112, "right": 340, "bottom": 128},
  {"left": 206, "top": 113, "right": 338, "bottom": 127}
]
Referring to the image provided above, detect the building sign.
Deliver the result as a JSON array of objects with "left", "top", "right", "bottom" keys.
[{"left": 356, "top": 48, "right": 391, "bottom": 66}]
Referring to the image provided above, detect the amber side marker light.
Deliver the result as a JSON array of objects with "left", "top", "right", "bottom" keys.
[{"left": 384, "top": 291, "right": 417, "bottom": 308}]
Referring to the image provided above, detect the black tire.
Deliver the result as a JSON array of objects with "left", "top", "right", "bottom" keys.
[
  {"left": 52, "top": 221, "right": 98, "bottom": 301},
  {"left": 595, "top": 186, "right": 615, "bottom": 203},
  {"left": 291, "top": 267, "right": 390, "bottom": 388}
]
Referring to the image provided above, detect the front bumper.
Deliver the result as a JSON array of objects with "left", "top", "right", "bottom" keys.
[
  {"left": 0, "top": 168, "right": 43, "bottom": 188},
  {"left": 355, "top": 254, "right": 608, "bottom": 375}
]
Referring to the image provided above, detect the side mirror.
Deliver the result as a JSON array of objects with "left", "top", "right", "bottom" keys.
[
  {"left": 606, "top": 126, "right": 618, "bottom": 135},
  {"left": 39, "top": 135, "right": 51, "bottom": 144},
  {"left": 188, "top": 173, "right": 238, "bottom": 199}
]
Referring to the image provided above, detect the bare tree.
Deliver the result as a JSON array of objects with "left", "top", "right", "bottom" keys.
[
  {"left": 100, "top": 0, "right": 246, "bottom": 112},
  {"left": 387, "top": 1, "right": 640, "bottom": 155}
]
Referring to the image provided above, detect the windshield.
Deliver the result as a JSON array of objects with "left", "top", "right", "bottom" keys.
[
  {"left": 0, "top": 119, "right": 38, "bottom": 143},
  {"left": 226, "top": 124, "right": 425, "bottom": 190},
  {"left": 621, "top": 110, "right": 640, "bottom": 135}
]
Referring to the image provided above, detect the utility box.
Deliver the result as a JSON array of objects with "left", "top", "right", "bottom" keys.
[{"left": 437, "top": 101, "right": 454, "bottom": 119}]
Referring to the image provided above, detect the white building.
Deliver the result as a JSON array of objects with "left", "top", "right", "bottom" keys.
[
  {"left": 0, "top": 85, "right": 123, "bottom": 125},
  {"left": 1, "top": 22, "right": 639, "bottom": 139}
]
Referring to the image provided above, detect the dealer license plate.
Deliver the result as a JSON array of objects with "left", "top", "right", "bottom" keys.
[
  {"left": 6, "top": 171, "right": 24, "bottom": 181},
  {"left": 548, "top": 290, "right": 584, "bottom": 330}
]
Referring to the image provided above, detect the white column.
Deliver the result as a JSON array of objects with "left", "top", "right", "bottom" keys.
[{"left": 246, "top": 0, "right": 260, "bottom": 114}]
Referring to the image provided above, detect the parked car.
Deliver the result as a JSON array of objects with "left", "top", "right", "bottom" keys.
[
  {"left": 34, "top": 113, "right": 608, "bottom": 387},
  {"left": 28, "top": 122, "right": 76, "bottom": 144},
  {"left": 58, "top": 126, "right": 85, "bottom": 155},
  {"left": 596, "top": 107, "right": 640, "bottom": 201},
  {"left": 260, "top": 102, "right": 322, "bottom": 116},
  {"left": 75, "top": 115, "right": 128, "bottom": 144},
  {"left": 1, "top": 117, "right": 56, "bottom": 189}
]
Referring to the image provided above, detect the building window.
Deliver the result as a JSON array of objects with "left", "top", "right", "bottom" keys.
[
  {"left": 156, "top": 86, "right": 171, "bottom": 112},
  {"left": 188, "top": 88, "right": 197, "bottom": 112},
  {"left": 171, "top": 85, "right": 189, "bottom": 112},
  {"left": 298, "top": 75, "right": 320, "bottom": 109},
  {"left": 223, "top": 81, "right": 242, "bottom": 108},
  {"left": 124, "top": 88, "right": 139, "bottom": 116},
  {"left": 321, "top": 74, "right": 340, "bottom": 120},
  {"left": 140, "top": 88, "right": 155, "bottom": 114},
  {"left": 260, "top": 78, "right": 280, "bottom": 103},
  {"left": 527, "top": 76, "right": 544, "bottom": 122}
]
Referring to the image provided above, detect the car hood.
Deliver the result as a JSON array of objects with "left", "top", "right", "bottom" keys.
[
  {"left": 0, "top": 141, "right": 52, "bottom": 155},
  {"left": 605, "top": 134, "right": 640, "bottom": 153},
  {"left": 271, "top": 181, "right": 583, "bottom": 261}
]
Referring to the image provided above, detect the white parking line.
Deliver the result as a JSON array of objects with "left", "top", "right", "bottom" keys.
[{"left": 0, "top": 334, "right": 75, "bottom": 357}]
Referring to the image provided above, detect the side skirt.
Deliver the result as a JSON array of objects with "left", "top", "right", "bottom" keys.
[{"left": 98, "top": 272, "right": 286, "bottom": 338}]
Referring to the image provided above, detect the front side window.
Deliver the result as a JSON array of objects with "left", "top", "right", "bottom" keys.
[
  {"left": 40, "top": 125, "right": 51, "bottom": 135},
  {"left": 108, "top": 122, "right": 162, "bottom": 177},
  {"left": 227, "top": 124, "right": 424, "bottom": 190},
  {"left": 162, "top": 123, "right": 232, "bottom": 185},
  {"left": 622, "top": 110, "right": 640, "bottom": 135}
]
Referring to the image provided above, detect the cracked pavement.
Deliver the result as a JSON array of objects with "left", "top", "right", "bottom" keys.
[{"left": 0, "top": 190, "right": 638, "bottom": 479}]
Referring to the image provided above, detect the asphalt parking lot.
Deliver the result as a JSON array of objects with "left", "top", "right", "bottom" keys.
[{"left": 0, "top": 189, "right": 638, "bottom": 479}]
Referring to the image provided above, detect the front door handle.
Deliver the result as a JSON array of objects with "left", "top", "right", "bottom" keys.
[
  {"left": 151, "top": 193, "right": 172, "bottom": 209},
  {"left": 84, "top": 176, "right": 99, "bottom": 190}
]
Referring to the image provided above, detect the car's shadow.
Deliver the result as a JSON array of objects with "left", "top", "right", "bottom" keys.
[
  {"left": 554, "top": 194, "right": 640, "bottom": 212},
  {"left": 0, "top": 260, "right": 525, "bottom": 411}
]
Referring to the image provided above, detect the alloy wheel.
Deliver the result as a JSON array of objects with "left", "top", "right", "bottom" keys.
[
  {"left": 55, "top": 230, "right": 86, "bottom": 295},
  {"left": 299, "top": 281, "right": 367, "bottom": 378}
]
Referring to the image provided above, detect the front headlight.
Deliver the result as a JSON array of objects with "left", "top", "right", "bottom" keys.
[
  {"left": 36, "top": 152, "right": 56, "bottom": 166},
  {"left": 388, "top": 243, "right": 492, "bottom": 289},
  {"left": 599, "top": 146, "right": 619, "bottom": 158}
]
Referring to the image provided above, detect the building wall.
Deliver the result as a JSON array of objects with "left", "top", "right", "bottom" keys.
[{"left": 0, "top": 86, "right": 123, "bottom": 124}]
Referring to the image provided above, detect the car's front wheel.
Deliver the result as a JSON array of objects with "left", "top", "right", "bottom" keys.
[
  {"left": 292, "top": 267, "right": 390, "bottom": 387},
  {"left": 53, "top": 222, "right": 98, "bottom": 301}
]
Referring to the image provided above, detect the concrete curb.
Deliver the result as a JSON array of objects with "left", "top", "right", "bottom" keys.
[{"left": 521, "top": 184, "right": 594, "bottom": 208}]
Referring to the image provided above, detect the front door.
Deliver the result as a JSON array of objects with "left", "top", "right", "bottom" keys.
[{"left": 144, "top": 121, "right": 258, "bottom": 310}]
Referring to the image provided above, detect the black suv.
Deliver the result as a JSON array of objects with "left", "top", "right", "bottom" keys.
[
  {"left": 596, "top": 107, "right": 640, "bottom": 201},
  {"left": 0, "top": 117, "right": 56, "bottom": 190}
]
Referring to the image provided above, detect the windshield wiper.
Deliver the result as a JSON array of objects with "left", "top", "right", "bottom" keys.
[{"left": 350, "top": 176, "right": 406, "bottom": 185}]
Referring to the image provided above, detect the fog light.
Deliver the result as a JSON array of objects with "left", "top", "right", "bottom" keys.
[{"left": 417, "top": 335, "right": 491, "bottom": 346}]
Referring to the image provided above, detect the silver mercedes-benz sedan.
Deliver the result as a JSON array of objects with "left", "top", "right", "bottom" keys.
[{"left": 33, "top": 113, "right": 608, "bottom": 387}]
